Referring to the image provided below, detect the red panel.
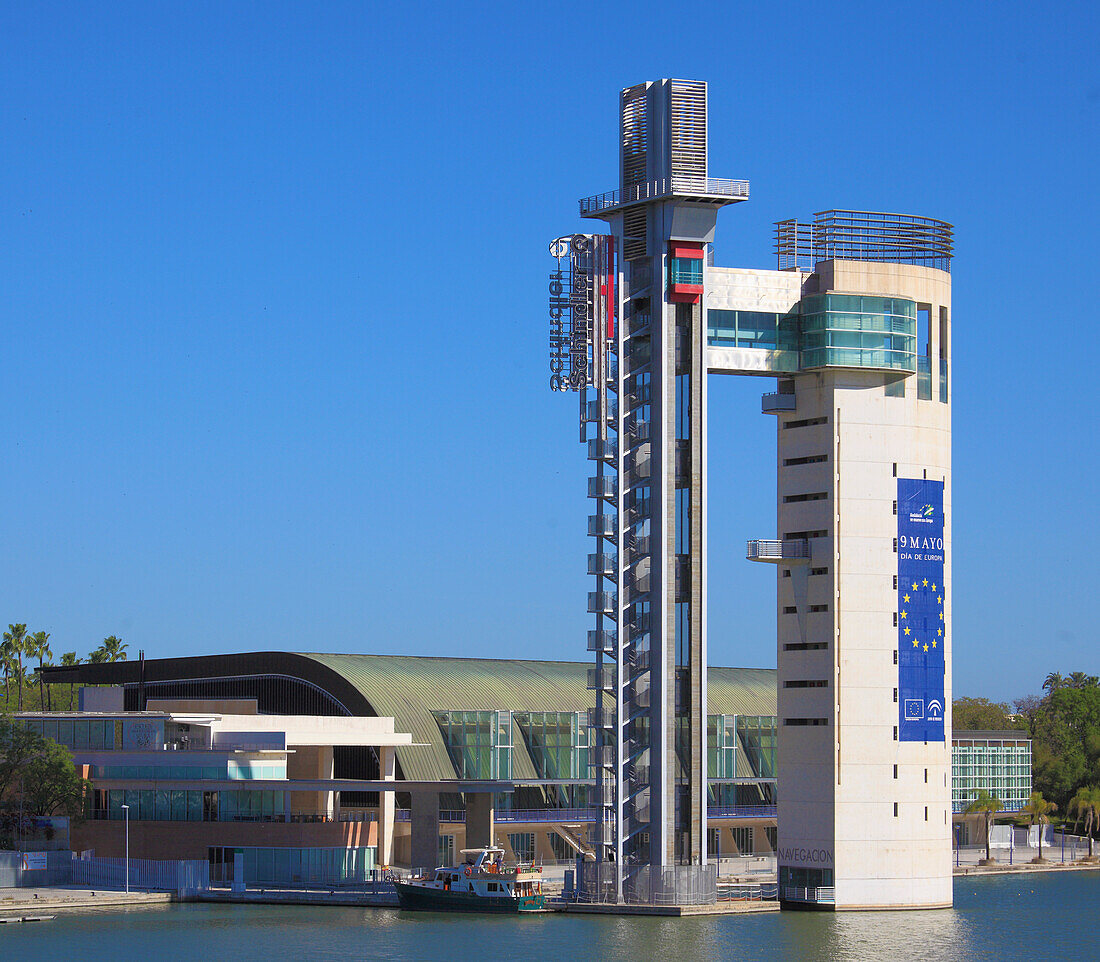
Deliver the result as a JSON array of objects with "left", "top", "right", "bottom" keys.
[
  {"left": 670, "top": 243, "right": 704, "bottom": 259},
  {"left": 671, "top": 285, "right": 702, "bottom": 304}
]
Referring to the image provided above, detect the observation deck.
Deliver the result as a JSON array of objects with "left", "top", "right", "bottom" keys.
[{"left": 580, "top": 177, "right": 749, "bottom": 218}]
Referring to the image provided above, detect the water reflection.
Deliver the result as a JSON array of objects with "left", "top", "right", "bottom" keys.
[{"left": 4, "top": 874, "right": 1098, "bottom": 962}]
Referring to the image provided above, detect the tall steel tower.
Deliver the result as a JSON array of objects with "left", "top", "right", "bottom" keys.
[{"left": 547, "top": 79, "right": 748, "bottom": 902}]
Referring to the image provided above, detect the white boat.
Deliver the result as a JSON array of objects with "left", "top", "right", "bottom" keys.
[{"left": 393, "top": 847, "right": 547, "bottom": 913}]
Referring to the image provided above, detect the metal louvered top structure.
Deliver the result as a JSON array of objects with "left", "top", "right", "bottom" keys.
[{"left": 775, "top": 210, "right": 954, "bottom": 273}]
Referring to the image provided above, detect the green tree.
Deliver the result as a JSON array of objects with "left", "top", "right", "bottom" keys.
[
  {"left": 0, "top": 637, "right": 15, "bottom": 704},
  {"left": 19, "top": 738, "right": 90, "bottom": 816},
  {"left": 3, "top": 624, "right": 28, "bottom": 711},
  {"left": 97, "top": 635, "right": 127, "bottom": 663},
  {"left": 1067, "top": 786, "right": 1100, "bottom": 860},
  {"left": 0, "top": 718, "right": 90, "bottom": 847},
  {"left": 1068, "top": 672, "right": 1099, "bottom": 690},
  {"left": 952, "top": 697, "right": 1026, "bottom": 732},
  {"left": 60, "top": 652, "right": 81, "bottom": 710},
  {"left": 26, "top": 630, "right": 52, "bottom": 711},
  {"left": 1021, "top": 791, "right": 1058, "bottom": 862},
  {"left": 964, "top": 790, "right": 1004, "bottom": 863},
  {"left": 1043, "top": 672, "right": 1065, "bottom": 696}
]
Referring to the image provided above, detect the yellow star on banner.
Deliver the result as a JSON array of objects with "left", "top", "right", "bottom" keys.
[
  {"left": 931, "top": 583, "right": 937, "bottom": 592},
  {"left": 912, "top": 582, "right": 919, "bottom": 591},
  {"left": 932, "top": 640, "right": 937, "bottom": 648},
  {"left": 937, "top": 628, "right": 943, "bottom": 637},
  {"left": 937, "top": 596, "right": 942, "bottom": 604},
  {"left": 922, "top": 579, "right": 929, "bottom": 587},
  {"left": 901, "top": 610, "right": 908, "bottom": 619},
  {"left": 939, "top": 612, "right": 944, "bottom": 621},
  {"left": 923, "top": 643, "right": 929, "bottom": 652},
  {"left": 904, "top": 594, "right": 911, "bottom": 603},
  {"left": 903, "top": 626, "right": 910, "bottom": 635},
  {"left": 913, "top": 638, "right": 919, "bottom": 647}
]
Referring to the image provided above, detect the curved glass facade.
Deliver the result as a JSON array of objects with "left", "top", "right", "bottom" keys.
[{"left": 799, "top": 294, "right": 916, "bottom": 371}]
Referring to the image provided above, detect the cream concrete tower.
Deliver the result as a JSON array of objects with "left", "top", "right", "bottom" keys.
[{"left": 759, "top": 215, "right": 954, "bottom": 909}]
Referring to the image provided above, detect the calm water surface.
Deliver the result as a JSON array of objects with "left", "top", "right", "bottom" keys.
[{"left": 4, "top": 873, "right": 1097, "bottom": 961}]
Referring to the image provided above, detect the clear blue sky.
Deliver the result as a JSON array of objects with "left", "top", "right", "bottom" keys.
[{"left": 2, "top": 1, "right": 1097, "bottom": 703}]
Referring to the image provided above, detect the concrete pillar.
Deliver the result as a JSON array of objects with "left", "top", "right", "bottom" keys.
[
  {"left": 378, "top": 746, "right": 396, "bottom": 867},
  {"left": 410, "top": 791, "right": 439, "bottom": 874},
  {"left": 320, "top": 745, "right": 335, "bottom": 818},
  {"left": 465, "top": 793, "right": 494, "bottom": 849}
]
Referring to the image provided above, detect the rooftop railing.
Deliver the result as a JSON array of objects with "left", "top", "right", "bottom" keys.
[{"left": 580, "top": 177, "right": 750, "bottom": 216}]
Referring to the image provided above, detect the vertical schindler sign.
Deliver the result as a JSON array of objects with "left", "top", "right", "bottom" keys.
[
  {"left": 547, "top": 234, "right": 615, "bottom": 393},
  {"left": 897, "top": 478, "right": 946, "bottom": 742}
]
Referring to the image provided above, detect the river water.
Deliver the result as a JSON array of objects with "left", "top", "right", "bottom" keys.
[{"left": 4, "top": 872, "right": 1096, "bottom": 961}]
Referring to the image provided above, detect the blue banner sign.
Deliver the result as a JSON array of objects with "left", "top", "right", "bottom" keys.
[{"left": 897, "top": 479, "right": 946, "bottom": 742}]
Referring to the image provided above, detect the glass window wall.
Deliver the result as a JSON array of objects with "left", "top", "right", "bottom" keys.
[
  {"left": 799, "top": 294, "right": 917, "bottom": 371},
  {"left": 433, "top": 710, "right": 513, "bottom": 780}
]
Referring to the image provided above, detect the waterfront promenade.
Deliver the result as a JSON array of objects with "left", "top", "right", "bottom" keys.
[{"left": 0, "top": 886, "right": 172, "bottom": 917}]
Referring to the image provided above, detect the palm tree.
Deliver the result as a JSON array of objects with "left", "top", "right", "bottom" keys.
[
  {"left": 3, "top": 624, "right": 29, "bottom": 710},
  {"left": 27, "top": 630, "right": 52, "bottom": 711},
  {"left": 0, "top": 637, "right": 15, "bottom": 703},
  {"left": 1042, "top": 672, "right": 1064, "bottom": 695},
  {"left": 1067, "top": 786, "right": 1100, "bottom": 861},
  {"left": 1068, "top": 671, "right": 1092, "bottom": 689},
  {"left": 100, "top": 636, "right": 127, "bottom": 663},
  {"left": 1021, "top": 791, "right": 1058, "bottom": 862},
  {"left": 60, "top": 652, "right": 81, "bottom": 710},
  {"left": 964, "top": 790, "right": 1004, "bottom": 864}
]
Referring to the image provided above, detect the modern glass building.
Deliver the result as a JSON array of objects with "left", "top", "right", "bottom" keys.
[
  {"left": 952, "top": 731, "right": 1032, "bottom": 814},
  {"left": 39, "top": 652, "right": 781, "bottom": 867}
]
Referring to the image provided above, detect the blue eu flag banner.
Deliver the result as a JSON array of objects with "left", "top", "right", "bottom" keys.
[{"left": 897, "top": 479, "right": 946, "bottom": 742}]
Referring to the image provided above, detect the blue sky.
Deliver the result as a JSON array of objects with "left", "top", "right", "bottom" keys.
[{"left": 2, "top": 1, "right": 1097, "bottom": 703}]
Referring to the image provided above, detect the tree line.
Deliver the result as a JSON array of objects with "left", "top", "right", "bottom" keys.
[
  {"left": 0, "top": 625, "right": 127, "bottom": 713},
  {"left": 955, "top": 669, "right": 1100, "bottom": 858},
  {"left": 0, "top": 716, "right": 91, "bottom": 848}
]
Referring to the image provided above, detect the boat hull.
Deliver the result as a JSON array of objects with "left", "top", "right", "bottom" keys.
[{"left": 393, "top": 881, "right": 544, "bottom": 913}]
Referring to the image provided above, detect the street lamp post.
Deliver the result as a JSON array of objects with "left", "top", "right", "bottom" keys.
[{"left": 121, "top": 804, "right": 130, "bottom": 893}]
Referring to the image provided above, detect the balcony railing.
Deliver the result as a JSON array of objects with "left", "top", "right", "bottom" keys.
[
  {"left": 587, "top": 666, "right": 616, "bottom": 691},
  {"left": 395, "top": 809, "right": 466, "bottom": 823},
  {"left": 588, "top": 514, "right": 617, "bottom": 537},
  {"left": 495, "top": 808, "right": 597, "bottom": 824},
  {"left": 586, "top": 399, "right": 617, "bottom": 422},
  {"left": 781, "top": 885, "right": 835, "bottom": 904},
  {"left": 587, "top": 591, "right": 617, "bottom": 614},
  {"left": 707, "top": 804, "right": 778, "bottom": 819},
  {"left": 588, "top": 476, "right": 617, "bottom": 499},
  {"left": 587, "top": 553, "right": 617, "bottom": 576},
  {"left": 588, "top": 707, "right": 615, "bottom": 729},
  {"left": 580, "top": 177, "right": 750, "bottom": 216},
  {"left": 588, "top": 438, "right": 617, "bottom": 462},
  {"left": 746, "top": 539, "right": 811, "bottom": 563},
  {"left": 587, "top": 629, "right": 615, "bottom": 652},
  {"left": 761, "top": 392, "right": 796, "bottom": 414}
]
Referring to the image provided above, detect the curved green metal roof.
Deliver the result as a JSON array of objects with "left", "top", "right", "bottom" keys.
[{"left": 299, "top": 653, "right": 776, "bottom": 782}]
